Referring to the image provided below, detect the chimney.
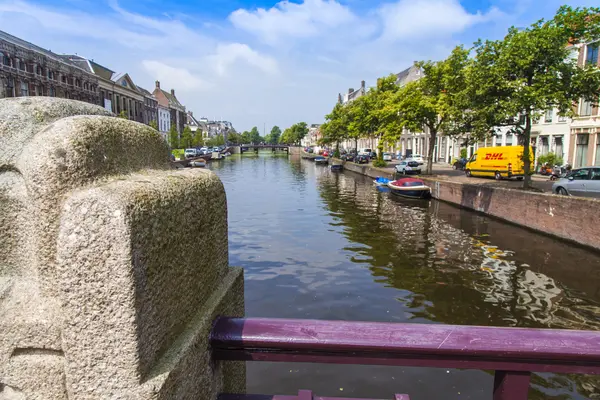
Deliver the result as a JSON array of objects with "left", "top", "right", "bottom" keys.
[
  {"left": 155, "top": 80, "right": 160, "bottom": 88},
  {"left": 171, "top": 89, "right": 175, "bottom": 96},
  {"left": 348, "top": 88, "right": 354, "bottom": 94},
  {"left": 361, "top": 80, "right": 365, "bottom": 90}
]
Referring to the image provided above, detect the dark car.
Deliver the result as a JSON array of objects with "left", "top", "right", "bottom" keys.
[
  {"left": 356, "top": 154, "right": 369, "bottom": 164},
  {"left": 369, "top": 152, "right": 378, "bottom": 160},
  {"left": 342, "top": 153, "right": 355, "bottom": 162},
  {"left": 453, "top": 158, "right": 467, "bottom": 170}
]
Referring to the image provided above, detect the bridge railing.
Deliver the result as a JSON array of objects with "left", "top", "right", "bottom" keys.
[{"left": 211, "top": 317, "right": 600, "bottom": 400}]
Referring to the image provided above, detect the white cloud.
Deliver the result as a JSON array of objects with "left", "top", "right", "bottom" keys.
[
  {"left": 208, "top": 43, "right": 279, "bottom": 77},
  {"left": 378, "top": 0, "right": 500, "bottom": 41},
  {"left": 141, "top": 61, "right": 209, "bottom": 91},
  {"left": 229, "top": 0, "right": 356, "bottom": 44}
]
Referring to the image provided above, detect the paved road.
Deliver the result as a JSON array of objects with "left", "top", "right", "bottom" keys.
[{"left": 383, "top": 161, "right": 556, "bottom": 193}]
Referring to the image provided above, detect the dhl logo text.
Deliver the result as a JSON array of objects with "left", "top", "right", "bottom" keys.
[{"left": 484, "top": 153, "right": 504, "bottom": 160}]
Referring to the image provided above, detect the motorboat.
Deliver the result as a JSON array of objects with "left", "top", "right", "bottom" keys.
[
  {"left": 373, "top": 176, "right": 391, "bottom": 186},
  {"left": 330, "top": 164, "right": 343, "bottom": 171},
  {"left": 388, "top": 178, "right": 431, "bottom": 199},
  {"left": 314, "top": 156, "right": 328, "bottom": 165},
  {"left": 190, "top": 159, "right": 206, "bottom": 168}
]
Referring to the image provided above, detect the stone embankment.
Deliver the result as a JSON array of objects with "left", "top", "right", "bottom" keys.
[{"left": 337, "top": 158, "right": 600, "bottom": 250}]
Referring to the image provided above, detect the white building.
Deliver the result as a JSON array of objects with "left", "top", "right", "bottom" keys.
[{"left": 158, "top": 105, "right": 170, "bottom": 142}]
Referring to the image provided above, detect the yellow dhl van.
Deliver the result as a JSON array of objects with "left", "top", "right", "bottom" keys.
[{"left": 465, "top": 146, "right": 532, "bottom": 180}]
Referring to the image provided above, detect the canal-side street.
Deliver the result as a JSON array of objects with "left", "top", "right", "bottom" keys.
[{"left": 210, "top": 154, "right": 600, "bottom": 400}]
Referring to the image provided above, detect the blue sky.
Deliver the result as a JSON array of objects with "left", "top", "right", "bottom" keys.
[{"left": 0, "top": 0, "right": 596, "bottom": 132}]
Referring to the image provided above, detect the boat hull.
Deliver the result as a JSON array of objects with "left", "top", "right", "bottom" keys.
[{"left": 388, "top": 183, "right": 431, "bottom": 199}]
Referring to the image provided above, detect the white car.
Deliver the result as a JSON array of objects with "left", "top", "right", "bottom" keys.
[
  {"left": 359, "top": 148, "right": 372, "bottom": 156},
  {"left": 406, "top": 154, "right": 424, "bottom": 165},
  {"left": 382, "top": 153, "right": 392, "bottom": 161},
  {"left": 184, "top": 148, "right": 199, "bottom": 158},
  {"left": 395, "top": 161, "right": 422, "bottom": 175}
]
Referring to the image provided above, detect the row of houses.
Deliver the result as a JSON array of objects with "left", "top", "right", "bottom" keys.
[
  {"left": 0, "top": 30, "right": 234, "bottom": 143},
  {"left": 322, "top": 42, "right": 600, "bottom": 169}
]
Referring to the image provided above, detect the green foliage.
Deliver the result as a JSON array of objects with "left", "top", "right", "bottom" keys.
[
  {"left": 537, "top": 152, "right": 563, "bottom": 168},
  {"left": 265, "top": 126, "right": 282, "bottom": 144},
  {"left": 248, "top": 127, "right": 262, "bottom": 144},
  {"left": 171, "top": 149, "right": 185, "bottom": 160},
  {"left": 117, "top": 110, "right": 128, "bottom": 119},
  {"left": 181, "top": 126, "right": 193, "bottom": 148},
  {"left": 192, "top": 131, "right": 204, "bottom": 147},
  {"left": 168, "top": 124, "right": 179, "bottom": 149},
  {"left": 466, "top": 6, "right": 600, "bottom": 187},
  {"left": 206, "top": 134, "right": 225, "bottom": 147},
  {"left": 372, "top": 159, "right": 387, "bottom": 168},
  {"left": 281, "top": 122, "right": 309, "bottom": 145},
  {"left": 148, "top": 120, "right": 158, "bottom": 130},
  {"left": 460, "top": 148, "right": 468, "bottom": 159},
  {"left": 228, "top": 131, "right": 241, "bottom": 145}
]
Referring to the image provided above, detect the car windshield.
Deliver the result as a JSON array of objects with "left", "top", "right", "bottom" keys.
[{"left": 408, "top": 161, "right": 419, "bottom": 167}]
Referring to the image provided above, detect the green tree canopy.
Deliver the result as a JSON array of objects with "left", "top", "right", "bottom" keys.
[
  {"left": 168, "top": 124, "right": 179, "bottom": 149},
  {"left": 466, "top": 5, "right": 600, "bottom": 187},
  {"left": 265, "top": 126, "right": 282, "bottom": 144},
  {"left": 281, "top": 122, "right": 309, "bottom": 145},
  {"left": 206, "top": 134, "right": 225, "bottom": 147},
  {"left": 228, "top": 131, "right": 241, "bottom": 145},
  {"left": 181, "top": 126, "right": 193, "bottom": 148},
  {"left": 249, "top": 127, "right": 262, "bottom": 144}
]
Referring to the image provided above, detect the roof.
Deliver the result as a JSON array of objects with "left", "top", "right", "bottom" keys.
[
  {"left": 137, "top": 86, "right": 153, "bottom": 97},
  {"left": 162, "top": 89, "right": 184, "bottom": 109},
  {"left": 0, "top": 31, "right": 92, "bottom": 74},
  {"left": 186, "top": 112, "right": 200, "bottom": 126}
]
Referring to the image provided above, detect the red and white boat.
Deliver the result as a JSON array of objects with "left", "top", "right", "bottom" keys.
[{"left": 388, "top": 178, "right": 431, "bottom": 199}]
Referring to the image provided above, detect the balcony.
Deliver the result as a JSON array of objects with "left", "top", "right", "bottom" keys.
[{"left": 211, "top": 317, "right": 600, "bottom": 400}]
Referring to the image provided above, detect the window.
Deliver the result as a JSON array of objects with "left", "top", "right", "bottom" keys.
[
  {"left": 571, "top": 168, "right": 590, "bottom": 180},
  {"left": 575, "top": 134, "right": 589, "bottom": 168},
  {"left": 540, "top": 136, "right": 549, "bottom": 156},
  {"left": 592, "top": 169, "right": 600, "bottom": 180},
  {"left": 49, "top": 86, "right": 55, "bottom": 97},
  {"left": 596, "top": 134, "right": 600, "bottom": 166},
  {"left": 20, "top": 81, "right": 28, "bottom": 96},
  {"left": 505, "top": 134, "right": 513, "bottom": 146},
  {"left": 586, "top": 44, "right": 599, "bottom": 66},
  {"left": 19, "top": 60, "right": 25, "bottom": 71},
  {"left": 555, "top": 136, "right": 564, "bottom": 159},
  {"left": 469, "top": 154, "right": 477, "bottom": 163},
  {"left": 2, "top": 53, "right": 10, "bottom": 66},
  {"left": 544, "top": 109, "right": 553, "bottom": 123},
  {"left": 558, "top": 115, "right": 567, "bottom": 122},
  {"left": 581, "top": 99, "right": 593, "bottom": 116}
]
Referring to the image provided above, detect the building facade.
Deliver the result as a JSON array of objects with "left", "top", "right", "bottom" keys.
[
  {"left": 153, "top": 81, "right": 186, "bottom": 134},
  {"left": 0, "top": 30, "right": 100, "bottom": 104},
  {"left": 186, "top": 111, "right": 208, "bottom": 140},
  {"left": 570, "top": 41, "right": 600, "bottom": 168},
  {"left": 158, "top": 105, "right": 171, "bottom": 141},
  {"left": 138, "top": 86, "right": 158, "bottom": 126},
  {"left": 61, "top": 55, "right": 144, "bottom": 122}
]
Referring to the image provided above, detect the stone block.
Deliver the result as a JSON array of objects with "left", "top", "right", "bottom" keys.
[{"left": 0, "top": 98, "right": 245, "bottom": 399}]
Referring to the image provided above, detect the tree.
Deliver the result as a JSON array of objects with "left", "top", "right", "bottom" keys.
[
  {"left": 321, "top": 104, "right": 349, "bottom": 153},
  {"left": 467, "top": 6, "right": 600, "bottom": 188},
  {"left": 228, "top": 131, "right": 241, "bottom": 145},
  {"left": 181, "top": 126, "right": 193, "bottom": 148},
  {"left": 280, "top": 127, "right": 293, "bottom": 144},
  {"left": 168, "top": 124, "right": 179, "bottom": 149},
  {"left": 265, "top": 126, "right": 282, "bottom": 144},
  {"left": 249, "top": 127, "right": 262, "bottom": 144},
  {"left": 240, "top": 131, "right": 251, "bottom": 144},
  {"left": 149, "top": 120, "right": 158, "bottom": 130},
  {"left": 192, "top": 131, "right": 204, "bottom": 147},
  {"left": 206, "top": 134, "right": 225, "bottom": 147},
  {"left": 292, "top": 122, "right": 309, "bottom": 145},
  {"left": 392, "top": 48, "right": 471, "bottom": 174}
]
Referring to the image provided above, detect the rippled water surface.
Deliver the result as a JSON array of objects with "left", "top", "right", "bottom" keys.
[{"left": 209, "top": 154, "right": 600, "bottom": 400}]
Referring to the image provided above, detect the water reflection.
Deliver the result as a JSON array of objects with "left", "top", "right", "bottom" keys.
[{"left": 210, "top": 155, "right": 600, "bottom": 399}]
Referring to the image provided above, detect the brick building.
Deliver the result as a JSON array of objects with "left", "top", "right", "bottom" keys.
[
  {"left": 0, "top": 30, "right": 100, "bottom": 104},
  {"left": 153, "top": 81, "right": 186, "bottom": 134},
  {"left": 138, "top": 86, "right": 158, "bottom": 126}
]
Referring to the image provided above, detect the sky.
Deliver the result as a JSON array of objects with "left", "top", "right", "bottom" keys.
[{"left": 0, "top": 0, "right": 597, "bottom": 132}]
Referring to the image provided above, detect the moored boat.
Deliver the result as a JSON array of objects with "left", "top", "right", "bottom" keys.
[
  {"left": 190, "top": 160, "right": 206, "bottom": 168},
  {"left": 330, "top": 164, "right": 343, "bottom": 171},
  {"left": 314, "top": 156, "right": 328, "bottom": 165},
  {"left": 373, "top": 176, "right": 391, "bottom": 186},
  {"left": 388, "top": 178, "right": 431, "bottom": 199}
]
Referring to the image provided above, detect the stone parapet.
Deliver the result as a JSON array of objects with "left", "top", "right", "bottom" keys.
[{"left": 0, "top": 97, "right": 244, "bottom": 399}]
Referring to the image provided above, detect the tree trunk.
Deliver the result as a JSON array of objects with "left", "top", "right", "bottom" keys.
[
  {"left": 354, "top": 137, "right": 358, "bottom": 154},
  {"left": 426, "top": 130, "right": 437, "bottom": 175},
  {"left": 377, "top": 134, "right": 384, "bottom": 161},
  {"left": 522, "top": 113, "right": 532, "bottom": 189}
]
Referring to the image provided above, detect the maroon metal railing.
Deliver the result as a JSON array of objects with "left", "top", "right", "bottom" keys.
[{"left": 211, "top": 317, "right": 600, "bottom": 400}]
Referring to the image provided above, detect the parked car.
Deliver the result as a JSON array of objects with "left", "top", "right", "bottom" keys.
[
  {"left": 369, "top": 152, "right": 378, "bottom": 160},
  {"left": 184, "top": 148, "right": 199, "bottom": 158},
  {"left": 383, "top": 153, "right": 393, "bottom": 162},
  {"left": 356, "top": 154, "right": 370, "bottom": 164},
  {"left": 359, "top": 148, "right": 372, "bottom": 156},
  {"left": 395, "top": 160, "right": 421, "bottom": 175},
  {"left": 342, "top": 153, "right": 355, "bottom": 162},
  {"left": 552, "top": 167, "right": 600, "bottom": 198},
  {"left": 406, "top": 154, "right": 424, "bottom": 165},
  {"left": 465, "top": 146, "right": 531, "bottom": 180},
  {"left": 452, "top": 157, "right": 467, "bottom": 170}
]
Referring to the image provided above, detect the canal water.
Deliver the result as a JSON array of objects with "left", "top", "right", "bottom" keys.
[{"left": 209, "top": 154, "right": 600, "bottom": 400}]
